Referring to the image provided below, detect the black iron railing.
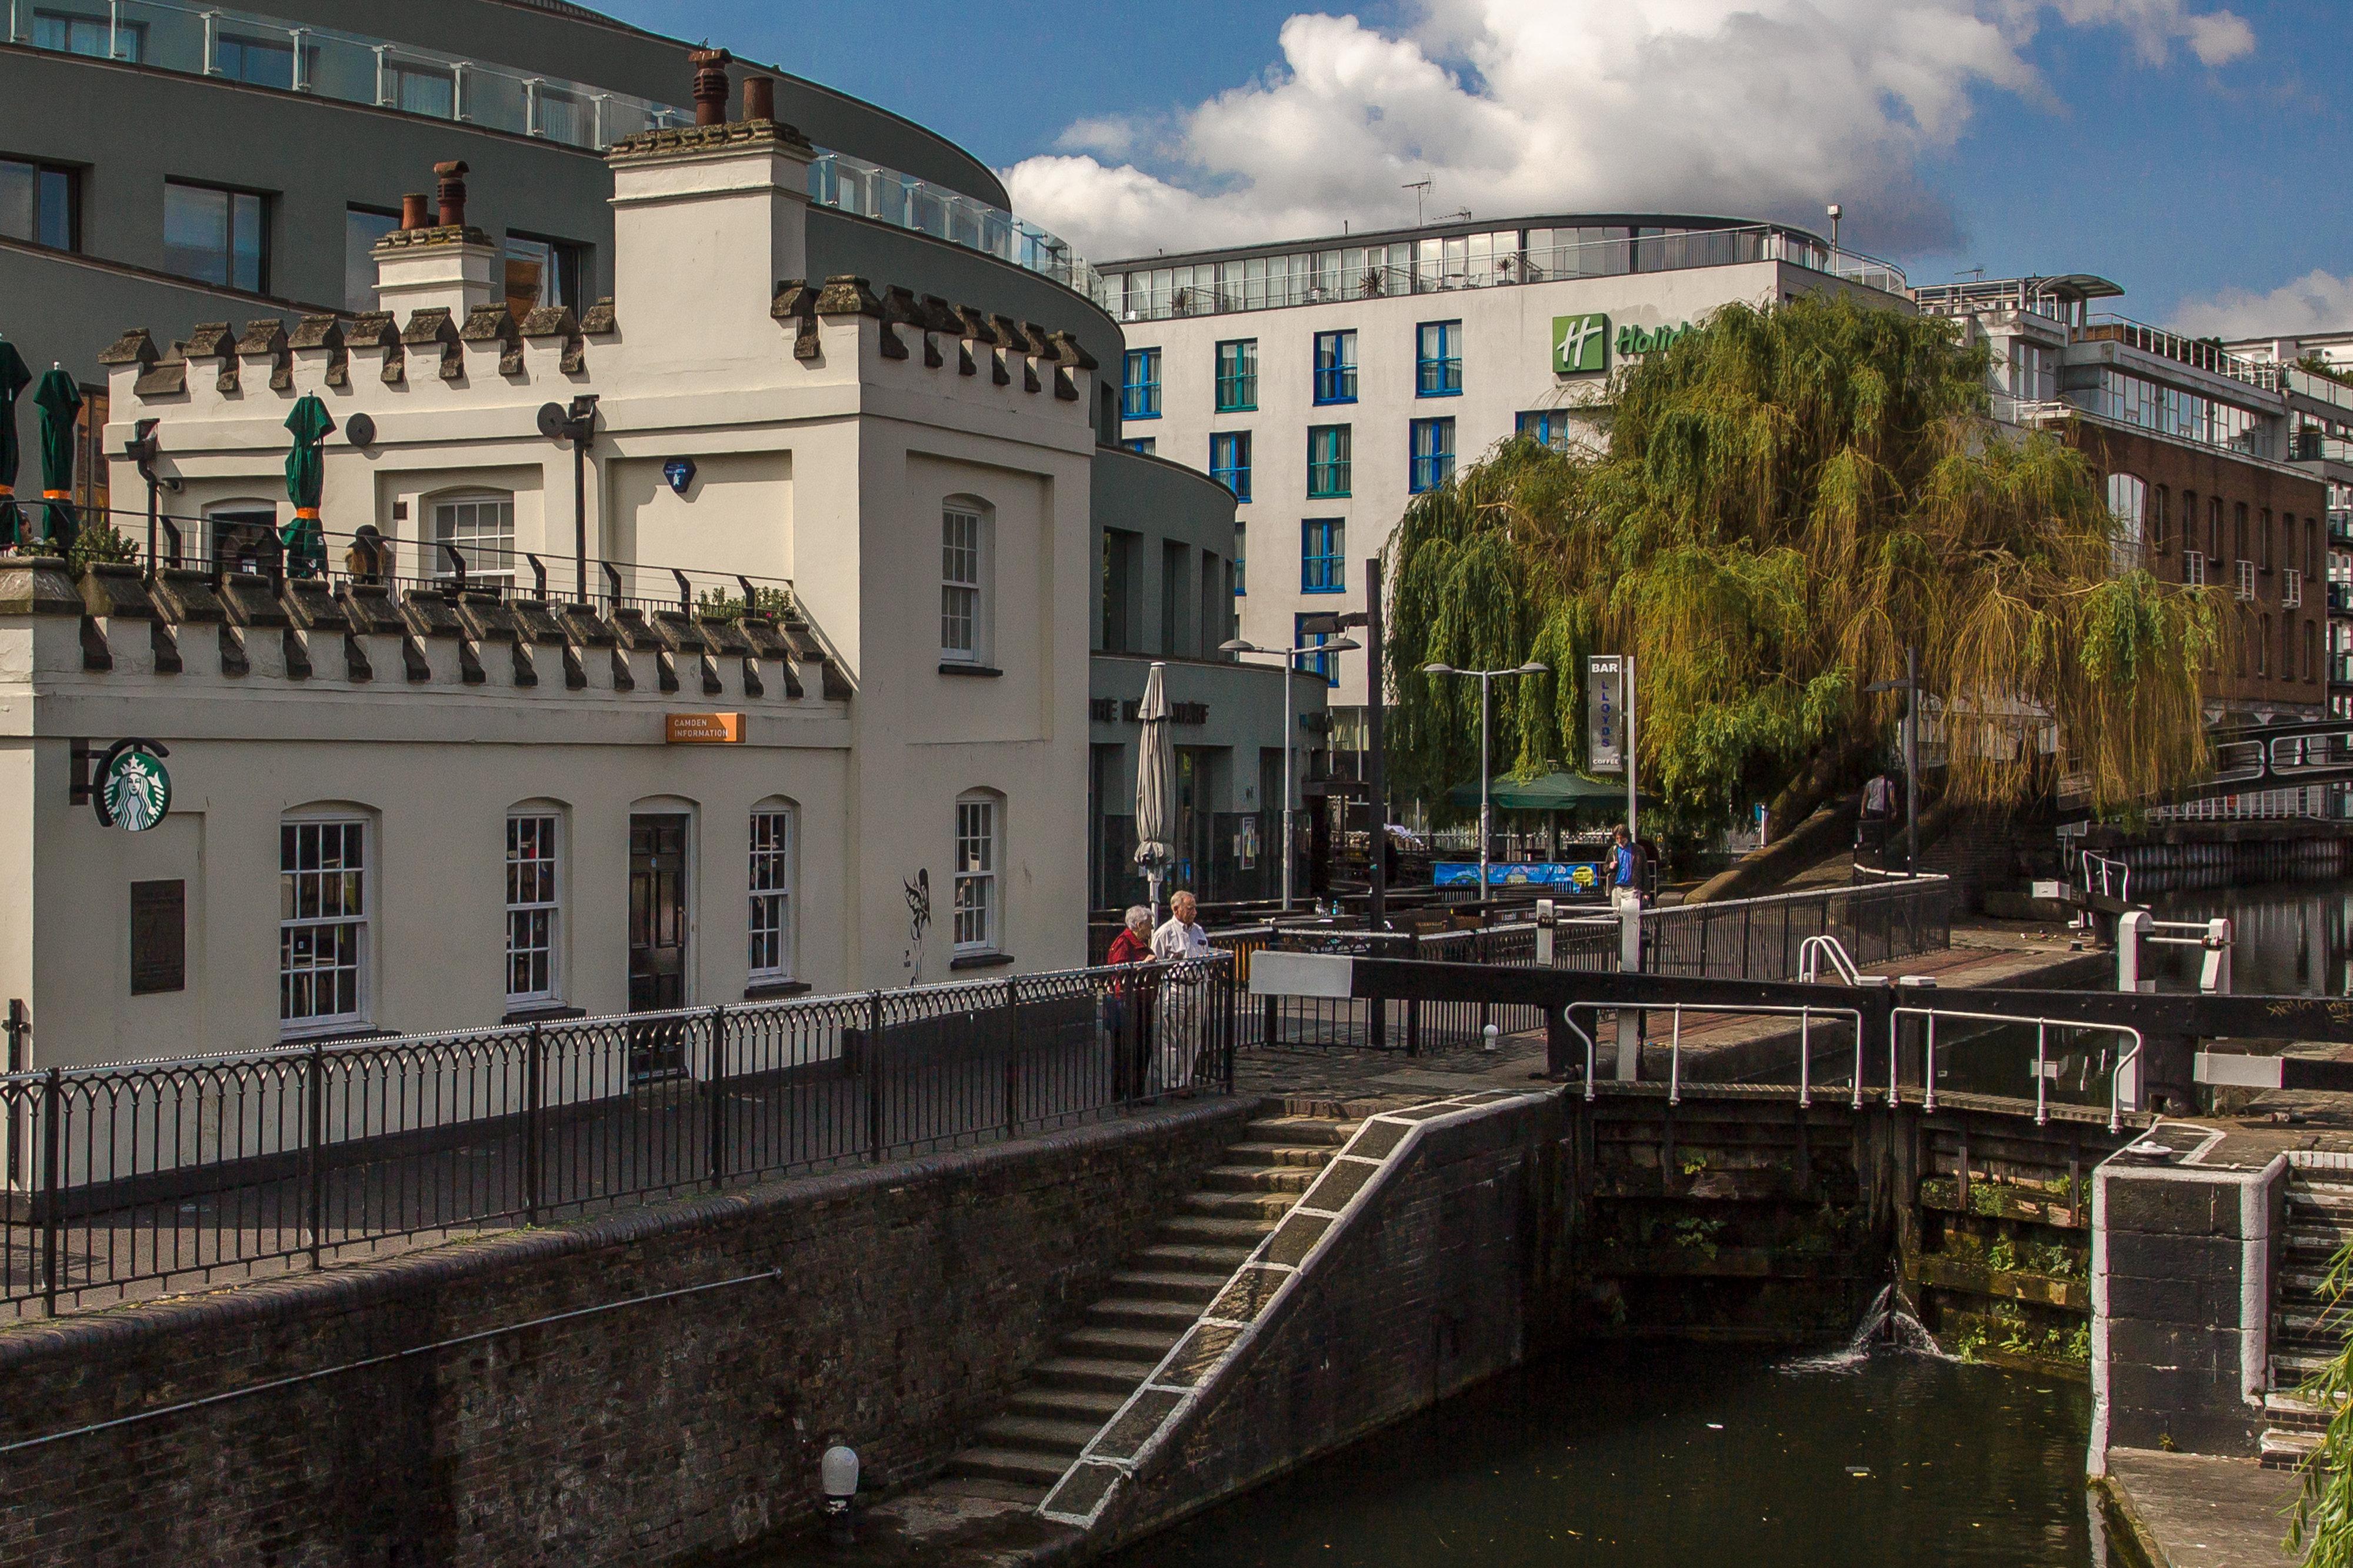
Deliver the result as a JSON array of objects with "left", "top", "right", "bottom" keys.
[
  {"left": 0, "top": 958, "right": 1234, "bottom": 1318},
  {"left": 1213, "top": 922, "right": 1585, "bottom": 1055},
  {"left": 1641, "top": 878, "right": 1952, "bottom": 982}
]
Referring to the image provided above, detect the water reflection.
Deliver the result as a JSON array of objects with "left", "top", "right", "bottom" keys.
[
  {"left": 2149, "top": 877, "right": 2353, "bottom": 997},
  {"left": 1111, "top": 1342, "right": 2109, "bottom": 1567}
]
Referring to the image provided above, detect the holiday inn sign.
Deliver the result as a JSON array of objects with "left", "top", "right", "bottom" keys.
[{"left": 1552, "top": 313, "right": 1701, "bottom": 376}]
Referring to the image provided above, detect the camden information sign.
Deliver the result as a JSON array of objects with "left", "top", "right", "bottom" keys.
[{"left": 1587, "top": 655, "right": 1624, "bottom": 774}]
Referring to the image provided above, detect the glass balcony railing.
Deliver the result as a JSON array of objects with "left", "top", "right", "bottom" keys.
[{"left": 9, "top": 0, "right": 1107, "bottom": 302}]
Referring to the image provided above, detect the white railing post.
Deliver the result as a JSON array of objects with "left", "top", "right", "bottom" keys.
[
  {"left": 2117, "top": 909, "right": 2152, "bottom": 995},
  {"left": 2201, "top": 917, "right": 2233, "bottom": 995},
  {"left": 289, "top": 26, "right": 307, "bottom": 92},
  {"left": 201, "top": 10, "right": 218, "bottom": 74}
]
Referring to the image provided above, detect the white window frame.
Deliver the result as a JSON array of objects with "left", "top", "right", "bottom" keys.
[
  {"left": 2184, "top": 550, "right": 2207, "bottom": 588},
  {"left": 2236, "top": 558, "right": 2257, "bottom": 602},
  {"left": 940, "top": 501, "right": 992, "bottom": 666},
  {"left": 279, "top": 815, "right": 369, "bottom": 1035},
  {"left": 2286, "top": 568, "right": 2303, "bottom": 609},
  {"left": 431, "top": 491, "right": 515, "bottom": 586},
  {"left": 748, "top": 803, "right": 797, "bottom": 983},
  {"left": 953, "top": 792, "right": 1001, "bottom": 953},
  {"left": 505, "top": 809, "right": 562, "bottom": 1006}
]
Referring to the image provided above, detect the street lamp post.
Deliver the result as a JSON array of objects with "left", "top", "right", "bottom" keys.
[
  {"left": 1221, "top": 635, "right": 1360, "bottom": 912},
  {"left": 1421, "top": 660, "right": 1549, "bottom": 902}
]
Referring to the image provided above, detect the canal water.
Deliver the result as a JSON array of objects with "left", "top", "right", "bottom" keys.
[{"left": 1110, "top": 1340, "right": 2114, "bottom": 1567}]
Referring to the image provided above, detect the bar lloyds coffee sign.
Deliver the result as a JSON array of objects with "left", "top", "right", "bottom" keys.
[{"left": 1091, "top": 698, "right": 1208, "bottom": 725}]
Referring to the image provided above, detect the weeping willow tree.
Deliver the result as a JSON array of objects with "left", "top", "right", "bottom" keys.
[{"left": 1385, "top": 295, "right": 2228, "bottom": 842}]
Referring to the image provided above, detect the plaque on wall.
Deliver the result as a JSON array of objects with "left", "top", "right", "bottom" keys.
[{"left": 130, "top": 879, "right": 186, "bottom": 996}]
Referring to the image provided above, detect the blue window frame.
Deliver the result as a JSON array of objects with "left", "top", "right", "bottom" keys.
[
  {"left": 1302, "top": 519, "right": 1344, "bottom": 593},
  {"left": 1308, "top": 425, "right": 1351, "bottom": 498},
  {"left": 1215, "top": 339, "right": 1258, "bottom": 412},
  {"left": 1295, "top": 613, "right": 1338, "bottom": 687},
  {"left": 1409, "top": 418, "right": 1456, "bottom": 494},
  {"left": 1234, "top": 521, "right": 1247, "bottom": 596},
  {"left": 1416, "top": 320, "right": 1462, "bottom": 398},
  {"left": 1313, "top": 329, "right": 1358, "bottom": 405},
  {"left": 1210, "top": 431, "right": 1252, "bottom": 502},
  {"left": 1121, "top": 347, "right": 1161, "bottom": 419},
  {"left": 1516, "top": 411, "right": 1571, "bottom": 451},
  {"left": 1122, "top": 436, "right": 1156, "bottom": 456}
]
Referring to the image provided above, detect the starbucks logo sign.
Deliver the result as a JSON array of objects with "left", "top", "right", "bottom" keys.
[{"left": 98, "top": 742, "right": 172, "bottom": 832}]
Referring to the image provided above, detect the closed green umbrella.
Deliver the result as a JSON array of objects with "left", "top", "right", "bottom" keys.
[
  {"left": 281, "top": 394, "right": 335, "bottom": 578},
  {"left": 0, "top": 339, "right": 28, "bottom": 548},
  {"left": 31, "top": 367, "right": 79, "bottom": 552}
]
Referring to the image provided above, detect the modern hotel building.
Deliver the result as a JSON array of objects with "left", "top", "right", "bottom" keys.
[{"left": 1096, "top": 215, "right": 1911, "bottom": 723}]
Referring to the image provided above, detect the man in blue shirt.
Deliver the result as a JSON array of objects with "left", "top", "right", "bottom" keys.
[{"left": 1612, "top": 826, "right": 1637, "bottom": 900}]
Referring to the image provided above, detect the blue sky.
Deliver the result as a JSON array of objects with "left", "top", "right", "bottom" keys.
[{"left": 598, "top": 1, "right": 2349, "bottom": 334}]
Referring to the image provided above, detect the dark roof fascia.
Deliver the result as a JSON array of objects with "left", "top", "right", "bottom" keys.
[{"left": 1102, "top": 212, "right": 1829, "bottom": 275}]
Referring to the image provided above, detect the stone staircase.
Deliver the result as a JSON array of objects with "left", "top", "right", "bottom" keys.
[
  {"left": 2261, "top": 1169, "right": 2352, "bottom": 1467},
  {"left": 938, "top": 1109, "right": 1357, "bottom": 1504}
]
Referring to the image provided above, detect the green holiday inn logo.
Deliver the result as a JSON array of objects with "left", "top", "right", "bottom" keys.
[{"left": 1553, "top": 313, "right": 1609, "bottom": 375}]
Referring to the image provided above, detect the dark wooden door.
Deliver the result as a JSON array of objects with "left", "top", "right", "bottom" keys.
[{"left": 628, "top": 813, "right": 689, "bottom": 1080}]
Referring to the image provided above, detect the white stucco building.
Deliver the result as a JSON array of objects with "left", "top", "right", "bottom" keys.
[
  {"left": 5, "top": 94, "right": 1114, "bottom": 1070},
  {"left": 1096, "top": 215, "right": 1911, "bottom": 724}
]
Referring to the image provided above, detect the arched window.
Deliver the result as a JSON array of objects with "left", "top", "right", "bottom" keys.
[
  {"left": 2308, "top": 620, "right": 2322, "bottom": 683},
  {"left": 431, "top": 490, "right": 515, "bottom": 586},
  {"left": 281, "top": 805, "right": 373, "bottom": 1033},
  {"left": 953, "top": 789, "right": 1004, "bottom": 955},
  {"left": 748, "top": 798, "right": 798, "bottom": 984},
  {"left": 2150, "top": 485, "right": 2169, "bottom": 551},
  {"left": 940, "top": 497, "right": 994, "bottom": 666},
  {"left": 505, "top": 802, "right": 565, "bottom": 1006},
  {"left": 2259, "top": 613, "right": 2271, "bottom": 678},
  {"left": 205, "top": 498, "right": 281, "bottom": 575}
]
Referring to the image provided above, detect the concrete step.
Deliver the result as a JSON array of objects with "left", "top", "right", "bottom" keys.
[
  {"left": 2262, "top": 1428, "right": 2322, "bottom": 1469},
  {"left": 1242, "top": 1116, "right": 1354, "bottom": 1147},
  {"left": 2285, "top": 1225, "right": 2353, "bottom": 1252},
  {"left": 1031, "top": 1356, "right": 1161, "bottom": 1394},
  {"left": 973, "top": 1413, "right": 1104, "bottom": 1454},
  {"left": 1224, "top": 1141, "right": 1341, "bottom": 1168},
  {"left": 929, "top": 1475, "right": 1052, "bottom": 1507},
  {"left": 1158, "top": 1213, "right": 1279, "bottom": 1245},
  {"left": 1182, "top": 1189, "right": 1302, "bottom": 1222},
  {"left": 1006, "top": 1384, "right": 1130, "bottom": 1423},
  {"left": 946, "top": 1446, "right": 1072, "bottom": 1487},
  {"left": 1134, "top": 1241, "right": 1258, "bottom": 1273},
  {"left": 1107, "top": 1268, "right": 1229, "bottom": 1304},
  {"left": 1200, "top": 1164, "right": 1318, "bottom": 1194},
  {"left": 1062, "top": 1324, "right": 1186, "bottom": 1360},
  {"left": 1086, "top": 1295, "right": 1207, "bottom": 1332},
  {"left": 2271, "top": 1348, "right": 2336, "bottom": 1377}
]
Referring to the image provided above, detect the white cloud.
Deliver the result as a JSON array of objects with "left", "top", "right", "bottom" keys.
[
  {"left": 2171, "top": 270, "right": 2353, "bottom": 341},
  {"left": 1003, "top": 0, "right": 2254, "bottom": 263}
]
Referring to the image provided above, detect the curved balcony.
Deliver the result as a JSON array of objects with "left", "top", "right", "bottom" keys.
[{"left": 10, "top": 0, "right": 1106, "bottom": 303}]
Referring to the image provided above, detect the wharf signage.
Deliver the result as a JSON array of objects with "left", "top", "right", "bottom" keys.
[
  {"left": 1551, "top": 313, "right": 1702, "bottom": 376},
  {"left": 666, "top": 712, "right": 745, "bottom": 744},
  {"left": 1586, "top": 655, "right": 1624, "bottom": 774},
  {"left": 1091, "top": 697, "right": 1208, "bottom": 725}
]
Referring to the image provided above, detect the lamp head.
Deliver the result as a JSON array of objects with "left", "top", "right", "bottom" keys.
[
  {"left": 1218, "top": 638, "right": 1255, "bottom": 653},
  {"left": 1518, "top": 661, "right": 1549, "bottom": 675},
  {"left": 1323, "top": 637, "right": 1361, "bottom": 653},
  {"left": 1422, "top": 662, "right": 1455, "bottom": 675}
]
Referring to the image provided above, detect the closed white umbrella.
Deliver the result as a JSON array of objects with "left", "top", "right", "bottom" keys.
[{"left": 1134, "top": 662, "right": 1175, "bottom": 922}]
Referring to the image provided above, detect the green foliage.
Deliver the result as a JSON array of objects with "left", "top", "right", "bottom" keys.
[
  {"left": 694, "top": 585, "right": 794, "bottom": 622},
  {"left": 1987, "top": 1239, "right": 2017, "bottom": 1274},
  {"left": 1384, "top": 295, "right": 2226, "bottom": 837},
  {"left": 2292, "top": 1241, "right": 2353, "bottom": 1564},
  {"left": 68, "top": 524, "right": 139, "bottom": 569}
]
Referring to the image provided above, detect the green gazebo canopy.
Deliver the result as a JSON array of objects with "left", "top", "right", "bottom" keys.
[{"left": 1445, "top": 771, "right": 1658, "bottom": 816}]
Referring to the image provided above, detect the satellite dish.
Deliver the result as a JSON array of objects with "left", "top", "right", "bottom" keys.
[
  {"left": 535, "top": 401, "right": 569, "bottom": 442},
  {"left": 345, "top": 412, "right": 376, "bottom": 446}
]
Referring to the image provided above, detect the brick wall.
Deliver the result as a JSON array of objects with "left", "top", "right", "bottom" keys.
[
  {"left": 1099, "top": 1095, "right": 1576, "bottom": 1548},
  {"left": 0, "top": 1098, "right": 1251, "bottom": 1568}
]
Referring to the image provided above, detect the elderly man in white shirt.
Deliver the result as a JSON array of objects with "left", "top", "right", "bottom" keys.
[{"left": 1151, "top": 891, "right": 1212, "bottom": 1090}]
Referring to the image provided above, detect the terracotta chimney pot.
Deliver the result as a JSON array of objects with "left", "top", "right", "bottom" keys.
[
  {"left": 689, "top": 49, "right": 732, "bottom": 126},
  {"left": 743, "top": 75, "right": 775, "bottom": 124},
  {"left": 434, "top": 161, "right": 470, "bottom": 229},
  {"left": 400, "top": 192, "right": 430, "bottom": 232}
]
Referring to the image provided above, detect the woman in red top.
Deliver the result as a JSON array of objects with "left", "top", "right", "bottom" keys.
[{"left": 1105, "top": 905, "right": 1154, "bottom": 1099}]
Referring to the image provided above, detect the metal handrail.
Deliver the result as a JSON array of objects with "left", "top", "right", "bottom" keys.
[
  {"left": 1559, "top": 1001, "right": 1867, "bottom": 1109},
  {"left": 1644, "top": 872, "right": 1951, "bottom": 923},
  {"left": 1888, "top": 1005, "right": 2144, "bottom": 1132},
  {"left": 1797, "top": 935, "right": 1862, "bottom": 986}
]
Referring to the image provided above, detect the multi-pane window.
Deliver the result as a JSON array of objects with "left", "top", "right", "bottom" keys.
[
  {"left": 0, "top": 156, "right": 76, "bottom": 251},
  {"left": 1234, "top": 521, "right": 1247, "bottom": 596},
  {"left": 1416, "top": 320, "right": 1462, "bottom": 397},
  {"left": 1410, "top": 417, "right": 1457, "bottom": 493},
  {"left": 1294, "top": 614, "right": 1337, "bottom": 687},
  {"left": 1517, "top": 411, "right": 1572, "bottom": 451},
  {"left": 217, "top": 31, "right": 302, "bottom": 88},
  {"left": 1215, "top": 339, "right": 1258, "bottom": 411},
  {"left": 163, "top": 180, "right": 269, "bottom": 293},
  {"left": 941, "top": 505, "right": 985, "bottom": 662},
  {"left": 954, "top": 794, "right": 999, "bottom": 952},
  {"left": 383, "top": 59, "right": 456, "bottom": 117},
  {"left": 1308, "top": 425, "right": 1352, "bottom": 498},
  {"left": 505, "top": 814, "right": 559, "bottom": 1004},
  {"left": 1122, "top": 436, "right": 1156, "bottom": 456},
  {"left": 504, "top": 233, "right": 588, "bottom": 319},
  {"left": 1302, "top": 519, "right": 1344, "bottom": 593},
  {"left": 1313, "top": 330, "right": 1358, "bottom": 405},
  {"left": 1121, "top": 348, "right": 1162, "bottom": 419},
  {"left": 1209, "top": 431, "right": 1252, "bottom": 502},
  {"left": 280, "top": 819, "right": 366, "bottom": 1030},
  {"left": 33, "top": 10, "right": 142, "bottom": 59},
  {"left": 432, "top": 493, "right": 515, "bottom": 583},
  {"left": 748, "top": 807, "right": 796, "bottom": 982}
]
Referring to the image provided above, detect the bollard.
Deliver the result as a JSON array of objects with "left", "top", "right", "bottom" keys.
[
  {"left": 2116, "top": 909, "right": 2153, "bottom": 995},
  {"left": 1482, "top": 1023, "right": 1499, "bottom": 1055}
]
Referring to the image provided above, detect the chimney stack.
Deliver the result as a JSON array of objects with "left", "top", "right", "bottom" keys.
[
  {"left": 690, "top": 49, "right": 732, "bottom": 126},
  {"left": 744, "top": 75, "right": 775, "bottom": 124},
  {"left": 400, "top": 192, "right": 430, "bottom": 232},
  {"left": 435, "top": 161, "right": 470, "bottom": 229}
]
